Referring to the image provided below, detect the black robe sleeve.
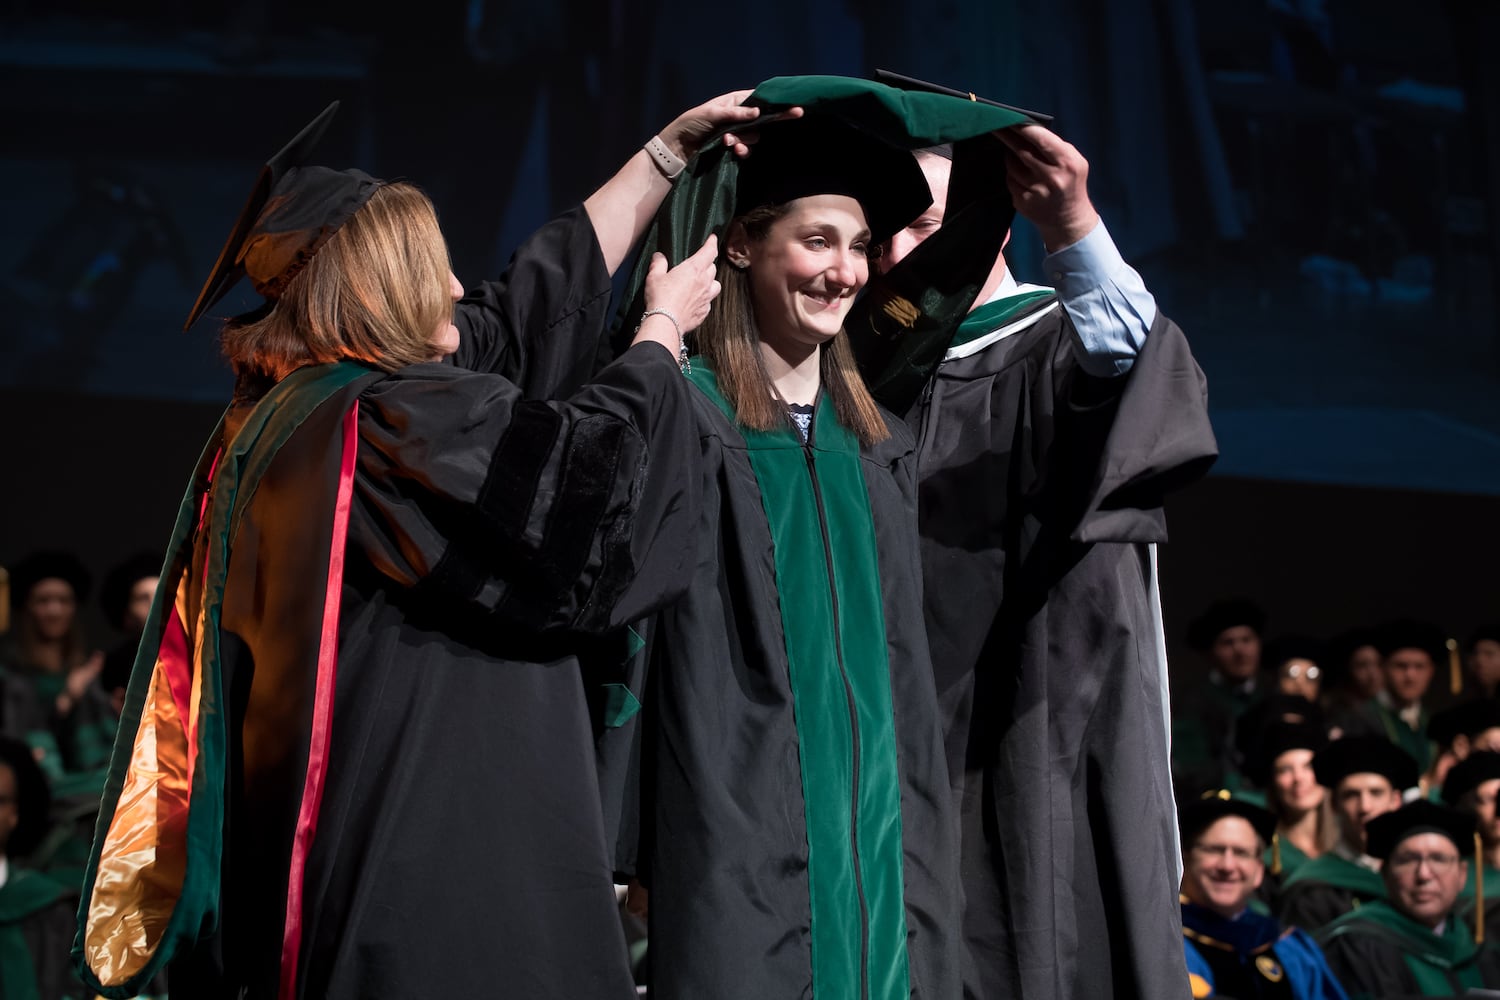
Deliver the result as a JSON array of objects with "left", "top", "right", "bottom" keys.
[
  {"left": 1280, "top": 883, "right": 1357, "bottom": 934},
  {"left": 1058, "top": 310, "right": 1218, "bottom": 543},
  {"left": 351, "top": 343, "right": 699, "bottom": 634},
  {"left": 451, "top": 205, "right": 612, "bottom": 399}
]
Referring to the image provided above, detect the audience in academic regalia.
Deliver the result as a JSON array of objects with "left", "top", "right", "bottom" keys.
[
  {"left": 1279, "top": 735, "right": 1417, "bottom": 933},
  {"left": 1316, "top": 801, "right": 1500, "bottom": 998},
  {"left": 1442, "top": 750, "right": 1500, "bottom": 940}
]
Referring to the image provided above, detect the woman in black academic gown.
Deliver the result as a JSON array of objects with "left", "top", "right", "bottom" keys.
[
  {"left": 73, "top": 94, "right": 760, "bottom": 1000},
  {"left": 627, "top": 115, "right": 961, "bottom": 1000}
]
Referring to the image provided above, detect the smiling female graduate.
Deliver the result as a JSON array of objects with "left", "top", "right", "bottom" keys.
[
  {"left": 71, "top": 92, "right": 762, "bottom": 1000},
  {"left": 604, "top": 78, "right": 1037, "bottom": 1000}
]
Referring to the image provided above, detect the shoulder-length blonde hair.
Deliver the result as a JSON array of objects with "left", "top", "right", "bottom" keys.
[
  {"left": 221, "top": 182, "right": 452, "bottom": 383},
  {"left": 696, "top": 203, "right": 889, "bottom": 448}
]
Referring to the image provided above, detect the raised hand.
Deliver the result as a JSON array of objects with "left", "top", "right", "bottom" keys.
[
  {"left": 997, "top": 124, "right": 1101, "bottom": 252},
  {"left": 659, "top": 91, "right": 804, "bottom": 161},
  {"left": 633, "top": 234, "right": 722, "bottom": 353}
]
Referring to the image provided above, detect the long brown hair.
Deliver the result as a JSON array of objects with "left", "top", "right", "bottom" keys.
[
  {"left": 696, "top": 203, "right": 889, "bottom": 447},
  {"left": 221, "top": 182, "right": 452, "bottom": 383}
]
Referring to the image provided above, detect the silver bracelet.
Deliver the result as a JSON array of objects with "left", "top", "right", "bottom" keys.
[
  {"left": 636, "top": 307, "right": 690, "bottom": 374},
  {"left": 644, "top": 135, "right": 687, "bottom": 180}
]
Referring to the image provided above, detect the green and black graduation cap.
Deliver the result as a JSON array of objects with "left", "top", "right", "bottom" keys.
[
  {"left": 183, "top": 101, "right": 380, "bottom": 331},
  {"left": 614, "top": 74, "right": 1044, "bottom": 401}
]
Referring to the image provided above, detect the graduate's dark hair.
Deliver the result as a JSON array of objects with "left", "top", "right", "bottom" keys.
[
  {"left": 221, "top": 182, "right": 452, "bottom": 383},
  {"left": 697, "top": 202, "right": 889, "bottom": 447}
]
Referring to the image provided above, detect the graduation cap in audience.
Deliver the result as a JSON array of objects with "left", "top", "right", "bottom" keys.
[
  {"left": 7, "top": 549, "right": 91, "bottom": 616},
  {"left": 99, "top": 550, "right": 162, "bottom": 631},
  {"left": 1429, "top": 699, "right": 1500, "bottom": 752},
  {"left": 1364, "top": 799, "right": 1475, "bottom": 861},
  {"left": 0, "top": 736, "right": 52, "bottom": 858},
  {"left": 1442, "top": 750, "right": 1500, "bottom": 806},
  {"left": 1179, "top": 789, "right": 1277, "bottom": 848},
  {"left": 1312, "top": 734, "right": 1420, "bottom": 792},
  {"left": 1374, "top": 619, "right": 1448, "bottom": 665},
  {"left": 182, "top": 101, "right": 381, "bottom": 331},
  {"left": 1186, "top": 598, "right": 1267, "bottom": 652},
  {"left": 1262, "top": 635, "right": 1326, "bottom": 673},
  {"left": 1240, "top": 718, "right": 1329, "bottom": 789},
  {"left": 1468, "top": 625, "right": 1500, "bottom": 651}
]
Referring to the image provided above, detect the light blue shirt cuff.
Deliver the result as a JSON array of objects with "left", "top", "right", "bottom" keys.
[{"left": 1041, "top": 220, "right": 1156, "bottom": 377}]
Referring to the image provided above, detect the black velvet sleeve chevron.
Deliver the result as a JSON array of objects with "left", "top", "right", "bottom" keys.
[{"left": 350, "top": 342, "right": 699, "bottom": 635}]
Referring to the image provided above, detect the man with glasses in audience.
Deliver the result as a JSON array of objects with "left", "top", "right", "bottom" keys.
[
  {"left": 1316, "top": 801, "right": 1500, "bottom": 997},
  {"left": 1179, "top": 791, "right": 1349, "bottom": 999}
]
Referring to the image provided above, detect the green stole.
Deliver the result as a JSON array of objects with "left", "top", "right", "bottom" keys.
[
  {"left": 686, "top": 364, "right": 910, "bottom": 1000},
  {"left": 1265, "top": 838, "right": 1312, "bottom": 881},
  {"left": 948, "top": 288, "right": 1058, "bottom": 351},
  {"left": 73, "top": 362, "right": 375, "bottom": 997},
  {"left": 1322, "top": 898, "right": 1486, "bottom": 994},
  {"left": 1461, "top": 862, "right": 1500, "bottom": 900},
  {"left": 1367, "top": 698, "right": 1434, "bottom": 771},
  {"left": 1281, "top": 851, "right": 1387, "bottom": 899},
  {"left": 0, "top": 867, "right": 65, "bottom": 1000}
]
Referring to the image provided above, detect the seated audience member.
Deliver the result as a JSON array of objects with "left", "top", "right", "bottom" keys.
[
  {"left": 1465, "top": 626, "right": 1500, "bottom": 700},
  {"left": 1243, "top": 720, "right": 1338, "bottom": 884},
  {"left": 1265, "top": 636, "right": 1326, "bottom": 707},
  {"left": 97, "top": 551, "right": 161, "bottom": 717},
  {"left": 1424, "top": 698, "right": 1500, "bottom": 801},
  {"left": 1322, "top": 629, "right": 1385, "bottom": 734},
  {"left": 0, "top": 550, "right": 112, "bottom": 788},
  {"left": 1280, "top": 736, "right": 1418, "bottom": 932},
  {"left": 0, "top": 736, "right": 78, "bottom": 999},
  {"left": 1340, "top": 620, "right": 1446, "bottom": 771},
  {"left": 1175, "top": 598, "right": 1270, "bottom": 792},
  {"left": 1316, "top": 801, "right": 1500, "bottom": 997},
  {"left": 1442, "top": 750, "right": 1500, "bottom": 937},
  {"left": 1180, "top": 792, "right": 1350, "bottom": 1000}
]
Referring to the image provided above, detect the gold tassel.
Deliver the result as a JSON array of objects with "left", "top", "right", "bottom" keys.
[
  {"left": 1272, "top": 831, "right": 1282, "bottom": 875},
  {"left": 1478, "top": 832, "right": 1486, "bottom": 944},
  {"left": 1450, "top": 638, "right": 1463, "bottom": 696}
]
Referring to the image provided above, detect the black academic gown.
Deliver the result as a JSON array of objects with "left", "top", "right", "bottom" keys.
[
  {"left": 78, "top": 210, "right": 698, "bottom": 1000},
  {"left": 906, "top": 303, "right": 1217, "bottom": 1000},
  {"left": 629, "top": 367, "right": 961, "bottom": 1000}
]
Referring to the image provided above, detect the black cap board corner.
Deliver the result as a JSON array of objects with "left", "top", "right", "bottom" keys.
[{"left": 183, "top": 100, "right": 342, "bottom": 332}]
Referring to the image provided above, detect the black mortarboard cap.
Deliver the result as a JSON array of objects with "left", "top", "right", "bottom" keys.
[
  {"left": 1323, "top": 626, "right": 1382, "bottom": 687},
  {"left": 614, "top": 75, "right": 1034, "bottom": 360},
  {"left": 732, "top": 115, "right": 932, "bottom": 245},
  {"left": 1467, "top": 625, "right": 1500, "bottom": 650},
  {"left": 99, "top": 550, "right": 162, "bottom": 630},
  {"left": 1262, "top": 635, "right": 1326, "bottom": 672},
  {"left": 1429, "top": 699, "right": 1500, "bottom": 749},
  {"left": 1186, "top": 598, "right": 1267, "bottom": 651},
  {"left": 1179, "top": 789, "right": 1278, "bottom": 847},
  {"left": 0, "top": 736, "right": 52, "bottom": 857},
  {"left": 1442, "top": 750, "right": 1500, "bottom": 806},
  {"left": 183, "top": 101, "right": 380, "bottom": 331},
  {"left": 1313, "top": 734, "right": 1420, "bottom": 791},
  {"left": 1242, "top": 719, "right": 1329, "bottom": 788},
  {"left": 1374, "top": 619, "right": 1448, "bottom": 665},
  {"left": 1364, "top": 799, "right": 1475, "bottom": 860},
  {"left": 7, "top": 549, "right": 91, "bottom": 614}
]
